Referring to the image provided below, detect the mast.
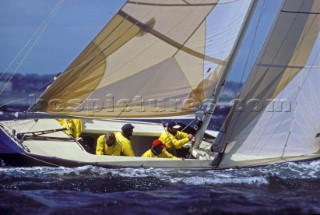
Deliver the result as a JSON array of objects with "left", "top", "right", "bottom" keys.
[{"left": 193, "top": 0, "right": 259, "bottom": 149}]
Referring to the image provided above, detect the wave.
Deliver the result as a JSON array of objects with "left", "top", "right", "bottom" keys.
[
  {"left": 1, "top": 160, "right": 320, "bottom": 191},
  {"left": 1, "top": 161, "right": 320, "bottom": 214}
]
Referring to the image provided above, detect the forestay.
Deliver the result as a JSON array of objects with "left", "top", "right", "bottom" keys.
[{"left": 30, "top": 0, "right": 251, "bottom": 118}]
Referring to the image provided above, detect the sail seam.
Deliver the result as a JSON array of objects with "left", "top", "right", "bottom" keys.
[
  {"left": 244, "top": 1, "right": 307, "bottom": 156},
  {"left": 114, "top": 1, "right": 217, "bottom": 117},
  {"left": 0, "top": 0, "right": 64, "bottom": 97},
  {"left": 281, "top": 10, "right": 320, "bottom": 15},
  {"left": 126, "top": 1, "right": 217, "bottom": 7},
  {"left": 257, "top": 64, "right": 320, "bottom": 69},
  {"left": 118, "top": 10, "right": 225, "bottom": 65}
]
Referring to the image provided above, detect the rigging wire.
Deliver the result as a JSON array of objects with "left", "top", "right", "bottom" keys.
[
  {"left": 235, "top": 0, "right": 268, "bottom": 94},
  {"left": 217, "top": 0, "right": 241, "bottom": 5},
  {"left": 250, "top": 2, "right": 320, "bottom": 155},
  {"left": 280, "top": 20, "right": 320, "bottom": 156},
  {"left": 53, "top": 0, "right": 210, "bottom": 117},
  {"left": 231, "top": 0, "right": 276, "bottom": 154},
  {"left": 55, "top": 0, "right": 150, "bottom": 98},
  {"left": 7, "top": 129, "right": 62, "bottom": 167},
  {"left": 0, "top": 0, "right": 58, "bottom": 80},
  {"left": 0, "top": 0, "right": 65, "bottom": 96},
  {"left": 115, "top": 0, "right": 216, "bottom": 118},
  {"left": 18, "top": 1, "right": 149, "bottom": 112},
  {"left": 280, "top": 55, "right": 320, "bottom": 155},
  {"left": 0, "top": 78, "right": 54, "bottom": 109},
  {"left": 221, "top": 0, "right": 319, "bottom": 156},
  {"left": 1, "top": 0, "right": 206, "bottom": 166},
  {"left": 1, "top": 119, "right": 72, "bottom": 167},
  {"left": 218, "top": 0, "right": 267, "bottom": 141},
  {"left": 44, "top": 0, "right": 225, "bottom": 119},
  {"left": 229, "top": 0, "right": 284, "bottom": 150}
]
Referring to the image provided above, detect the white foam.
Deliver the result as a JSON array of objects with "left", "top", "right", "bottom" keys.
[{"left": 1, "top": 159, "right": 320, "bottom": 184}]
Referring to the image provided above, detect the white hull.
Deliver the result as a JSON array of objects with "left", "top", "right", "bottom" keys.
[{"left": 0, "top": 118, "right": 218, "bottom": 169}]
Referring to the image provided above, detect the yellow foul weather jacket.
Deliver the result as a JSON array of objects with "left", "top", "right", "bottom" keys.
[
  {"left": 72, "top": 119, "right": 82, "bottom": 138},
  {"left": 141, "top": 149, "right": 177, "bottom": 158},
  {"left": 96, "top": 135, "right": 122, "bottom": 156},
  {"left": 96, "top": 132, "right": 135, "bottom": 156},
  {"left": 57, "top": 119, "right": 75, "bottom": 136},
  {"left": 158, "top": 130, "right": 189, "bottom": 149},
  {"left": 115, "top": 132, "right": 135, "bottom": 156},
  {"left": 57, "top": 119, "right": 82, "bottom": 138}
]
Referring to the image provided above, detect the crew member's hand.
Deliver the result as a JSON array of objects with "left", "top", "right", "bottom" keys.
[{"left": 188, "top": 134, "right": 194, "bottom": 140}]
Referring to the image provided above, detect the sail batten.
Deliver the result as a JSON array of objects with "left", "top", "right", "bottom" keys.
[
  {"left": 118, "top": 9, "right": 225, "bottom": 65},
  {"left": 281, "top": 9, "right": 320, "bottom": 15},
  {"left": 216, "top": 0, "right": 320, "bottom": 168},
  {"left": 126, "top": 1, "right": 217, "bottom": 7},
  {"left": 257, "top": 63, "right": 320, "bottom": 69}
]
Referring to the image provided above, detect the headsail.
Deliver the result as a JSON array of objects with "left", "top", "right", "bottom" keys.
[
  {"left": 215, "top": 0, "right": 320, "bottom": 168},
  {"left": 29, "top": 0, "right": 251, "bottom": 118}
]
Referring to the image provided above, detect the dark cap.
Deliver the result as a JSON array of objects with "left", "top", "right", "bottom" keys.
[
  {"left": 167, "top": 121, "right": 181, "bottom": 129},
  {"left": 152, "top": 139, "right": 165, "bottom": 149},
  {"left": 122, "top": 123, "right": 134, "bottom": 131}
]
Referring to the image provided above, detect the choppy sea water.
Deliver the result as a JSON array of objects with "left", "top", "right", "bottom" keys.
[{"left": 1, "top": 160, "right": 320, "bottom": 215}]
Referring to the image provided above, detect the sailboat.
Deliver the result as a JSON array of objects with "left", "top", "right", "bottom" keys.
[{"left": 0, "top": 0, "right": 319, "bottom": 169}]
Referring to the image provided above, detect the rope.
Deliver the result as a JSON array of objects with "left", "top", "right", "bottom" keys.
[
  {"left": 59, "top": 0, "right": 164, "bottom": 99},
  {"left": 0, "top": 0, "right": 64, "bottom": 95},
  {"left": 217, "top": 0, "right": 268, "bottom": 143},
  {"left": 0, "top": 78, "right": 54, "bottom": 108}
]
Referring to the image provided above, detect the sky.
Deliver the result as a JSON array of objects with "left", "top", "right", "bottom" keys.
[
  {"left": 0, "top": 0, "right": 125, "bottom": 76},
  {"left": 0, "top": 0, "right": 280, "bottom": 83}
]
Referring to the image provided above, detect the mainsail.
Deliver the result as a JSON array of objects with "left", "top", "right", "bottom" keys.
[
  {"left": 30, "top": 0, "right": 251, "bottom": 118},
  {"left": 215, "top": 0, "right": 320, "bottom": 168}
]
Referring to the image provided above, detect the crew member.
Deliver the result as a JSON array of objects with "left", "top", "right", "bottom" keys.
[
  {"left": 114, "top": 123, "right": 135, "bottom": 156},
  {"left": 141, "top": 139, "right": 178, "bottom": 158},
  {"left": 96, "top": 131, "right": 122, "bottom": 155},
  {"left": 158, "top": 121, "right": 194, "bottom": 157},
  {"left": 57, "top": 118, "right": 82, "bottom": 139}
]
